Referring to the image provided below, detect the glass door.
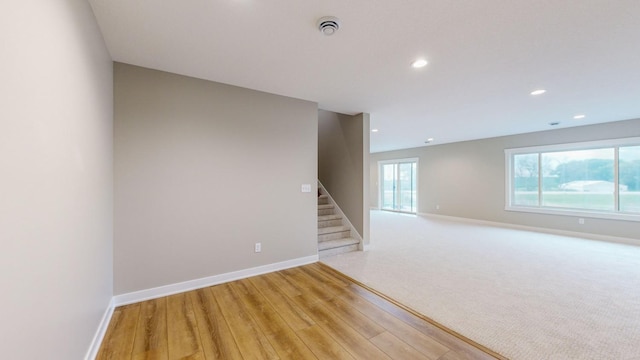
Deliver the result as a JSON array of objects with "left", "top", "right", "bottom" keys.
[
  {"left": 380, "top": 159, "right": 418, "bottom": 213},
  {"left": 382, "top": 163, "right": 397, "bottom": 211}
]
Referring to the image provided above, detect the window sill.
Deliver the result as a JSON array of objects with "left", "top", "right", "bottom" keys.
[{"left": 505, "top": 205, "right": 640, "bottom": 222}]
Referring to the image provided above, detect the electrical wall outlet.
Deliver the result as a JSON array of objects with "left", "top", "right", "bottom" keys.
[
  {"left": 436, "top": 205, "right": 440, "bottom": 210},
  {"left": 255, "top": 242, "right": 261, "bottom": 253},
  {"left": 578, "top": 218, "right": 585, "bottom": 225}
]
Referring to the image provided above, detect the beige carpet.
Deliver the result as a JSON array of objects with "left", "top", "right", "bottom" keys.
[{"left": 321, "top": 211, "right": 640, "bottom": 360}]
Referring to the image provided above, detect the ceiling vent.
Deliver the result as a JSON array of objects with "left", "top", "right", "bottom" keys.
[{"left": 317, "top": 16, "right": 341, "bottom": 36}]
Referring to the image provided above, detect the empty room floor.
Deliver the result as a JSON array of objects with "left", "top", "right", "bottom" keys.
[
  {"left": 321, "top": 210, "right": 640, "bottom": 360},
  {"left": 97, "top": 262, "right": 497, "bottom": 359}
]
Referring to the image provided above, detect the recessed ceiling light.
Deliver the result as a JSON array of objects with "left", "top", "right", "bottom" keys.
[
  {"left": 573, "top": 114, "right": 586, "bottom": 120},
  {"left": 371, "top": 128, "right": 379, "bottom": 132},
  {"left": 530, "top": 89, "right": 546, "bottom": 96},
  {"left": 411, "top": 59, "right": 428, "bottom": 68},
  {"left": 425, "top": 138, "right": 434, "bottom": 144}
]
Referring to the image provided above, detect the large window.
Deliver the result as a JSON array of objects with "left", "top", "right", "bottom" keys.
[{"left": 506, "top": 138, "right": 640, "bottom": 221}]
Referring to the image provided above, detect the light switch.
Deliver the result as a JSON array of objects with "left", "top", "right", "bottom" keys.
[{"left": 301, "top": 184, "right": 311, "bottom": 192}]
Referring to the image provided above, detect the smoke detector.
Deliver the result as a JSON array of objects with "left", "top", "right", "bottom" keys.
[{"left": 317, "top": 16, "right": 341, "bottom": 36}]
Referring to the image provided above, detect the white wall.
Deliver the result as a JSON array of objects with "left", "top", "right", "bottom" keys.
[
  {"left": 114, "top": 63, "right": 318, "bottom": 295},
  {"left": 371, "top": 118, "right": 640, "bottom": 240},
  {"left": 0, "top": 1, "right": 113, "bottom": 359}
]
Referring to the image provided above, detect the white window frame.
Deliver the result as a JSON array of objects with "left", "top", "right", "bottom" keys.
[{"left": 505, "top": 137, "right": 640, "bottom": 222}]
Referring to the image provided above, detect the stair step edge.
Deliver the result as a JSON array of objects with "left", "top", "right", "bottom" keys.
[
  {"left": 318, "top": 238, "right": 359, "bottom": 251},
  {"left": 318, "top": 214, "right": 342, "bottom": 221},
  {"left": 317, "top": 226, "right": 350, "bottom": 235}
]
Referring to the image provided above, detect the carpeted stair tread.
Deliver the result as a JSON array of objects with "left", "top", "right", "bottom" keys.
[
  {"left": 318, "top": 238, "right": 359, "bottom": 251},
  {"left": 318, "top": 226, "right": 350, "bottom": 235},
  {"left": 318, "top": 214, "right": 342, "bottom": 221}
]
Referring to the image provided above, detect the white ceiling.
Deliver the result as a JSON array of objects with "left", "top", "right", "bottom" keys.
[{"left": 89, "top": 0, "right": 640, "bottom": 153}]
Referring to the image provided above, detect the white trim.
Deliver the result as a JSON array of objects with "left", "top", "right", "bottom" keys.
[
  {"left": 113, "top": 255, "right": 318, "bottom": 306},
  {"left": 85, "top": 298, "right": 115, "bottom": 360},
  {"left": 505, "top": 205, "right": 640, "bottom": 222},
  {"left": 317, "top": 180, "right": 363, "bottom": 245},
  {"left": 505, "top": 136, "right": 640, "bottom": 154},
  {"left": 377, "top": 157, "right": 420, "bottom": 165},
  {"left": 418, "top": 212, "right": 640, "bottom": 247},
  {"left": 504, "top": 150, "right": 512, "bottom": 212}
]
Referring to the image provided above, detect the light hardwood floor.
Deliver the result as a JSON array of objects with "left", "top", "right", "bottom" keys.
[{"left": 97, "top": 263, "right": 502, "bottom": 359}]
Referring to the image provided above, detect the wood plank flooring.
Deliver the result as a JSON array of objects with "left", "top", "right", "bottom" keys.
[{"left": 97, "top": 263, "right": 503, "bottom": 360}]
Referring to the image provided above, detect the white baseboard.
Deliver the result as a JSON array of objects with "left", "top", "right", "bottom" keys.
[
  {"left": 113, "top": 255, "right": 318, "bottom": 306},
  {"left": 85, "top": 297, "right": 115, "bottom": 360},
  {"left": 418, "top": 212, "right": 640, "bottom": 247}
]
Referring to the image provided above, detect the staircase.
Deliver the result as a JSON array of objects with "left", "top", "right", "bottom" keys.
[{"left": 317, "top": 194, "right": 359, "bottom": 258}]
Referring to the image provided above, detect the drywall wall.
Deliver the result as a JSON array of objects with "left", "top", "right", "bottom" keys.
[
  {"left": 362, "top": 114, "right": 371, "bottom": 246},
  {"left": 0, "top": 1, "right": 113, "bottom": 359},
  {"left": 318, "top": 110, "right": 371, "bottom": 244},
  {"left": 114, "top": 63, "right": 318, "bottom": 294},
  {"left": 371, "top": 118, "right": 640, "bottom": 239}
]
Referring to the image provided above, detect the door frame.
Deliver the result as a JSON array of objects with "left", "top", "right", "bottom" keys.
[{"left": 377, "top": 157, "right": 419, "bottom": 214}]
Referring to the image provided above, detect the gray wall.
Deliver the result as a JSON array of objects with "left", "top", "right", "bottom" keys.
[
  {"left": 371, "top": 118, "right": 640, "bottom": 240},
  {"left": 1, "top": 1, "right": 113, "bottom": 359},
  {"left": 114, "top": 63, "right": 318, "bottom": 294},
  {"left": 318, "top": 110, "right": 370, "bottom": 244}
]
